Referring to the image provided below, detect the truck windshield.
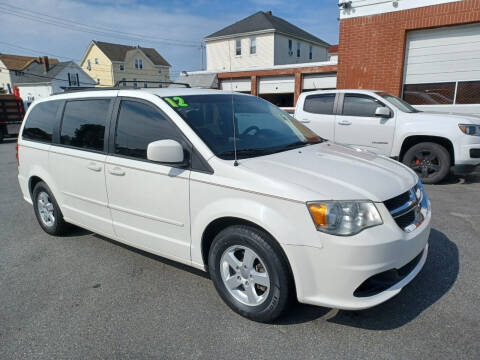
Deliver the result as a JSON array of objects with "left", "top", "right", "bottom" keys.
[
  {"left": 161, "top": 94, "right": 323, "bottom": 160},
  {"left": 377, "top": 92, "right": 420, "bottom": 113}
]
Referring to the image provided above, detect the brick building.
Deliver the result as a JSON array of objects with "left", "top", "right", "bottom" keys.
[{"left": 337, "top": 0, "right": 480, "bottom": 114}]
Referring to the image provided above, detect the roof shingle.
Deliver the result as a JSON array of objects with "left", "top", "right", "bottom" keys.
[
  {"left": 0, "top": 54, "right": 59, "bottom": 71},
  {"left": 93, "top": 41, "right": 170, "bottom": 66},
  {"left": 204, "top": 11, "right": 329, "bottom": 47}
]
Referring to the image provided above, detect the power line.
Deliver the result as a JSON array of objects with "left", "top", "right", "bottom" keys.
[
  {"left": 0, "top": 2, "right": 200, "bottom": 46},
  {"left": 0, "top": 6, "right": 200, "bottom": 48},
  {"left": 0, "top": 66, "right": 96, "bottom": 86}
]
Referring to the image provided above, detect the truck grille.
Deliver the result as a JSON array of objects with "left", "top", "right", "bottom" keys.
[{"left": 384, "top": 182, "right": 428, "bottom": 232}]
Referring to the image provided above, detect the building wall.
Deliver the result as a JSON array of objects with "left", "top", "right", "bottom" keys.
[
  {"left": 206, "top": 33, "right": 275, "bottom": 71},
  {"left": 0, "top": 60, "right": 27, "bottom": 94},
  {"left": 339, "top": 0, "right": 462, "bottom": 19},
  {"left": 52, "top": 63, "right": 96, "bottom": 93},
  {"left": 18, "top": 84, "right": 53, "bottom": 105},
  {"left": 273, "top": 34, "right": 328, "bottom": 65},
  {"left": 114, "top": 48, "right": 169, "bottom": 86},
  {"left": 81, "top": 45, "right": 113, "bottom": 87},
  {"left": 337, "top": 0, "right": 480, "bottom": 96}
]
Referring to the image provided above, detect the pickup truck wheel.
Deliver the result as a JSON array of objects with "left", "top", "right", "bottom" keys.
[
  {"left": 208, "top": 225, "right": 291, "bottom": 323},
  {"left": 33, "top": 181, "right": 71, "bottom": 235},
  {"left": 403, "top": 142, "right": 450, "bottom": 184}
]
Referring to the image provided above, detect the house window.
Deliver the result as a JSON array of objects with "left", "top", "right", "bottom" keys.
[
  {"left": 87, "top": 59, "right": 91, "bottom": 70},
  {"left": 288, "top": 39, "right": 293, "bottom": 55},
  {"left": 235, "top": 39, "right": 242, "bottom": 56},
  {"left": 158, "top": 68, "right": 162, "bottom": 74},
  {"left": 97, "top": 78, "right": 100, "bottom": 85},
  {"left": 144, "top": 81, "right": 148, "bottom": 88},
  {"left": 122, "top": 78, "right": 126, "bottom": 86},
  {"left": 309, "top": 45, "right": 313, "bottom": 60},
  {"left": 133, "top": 78, "right": 137, "bottom": 88},
  {"left": 135, "top": 59, "right": 143, "bottom": 69},
  {"left": 94, "top": 58, "right": 99, "bottom": 65},
  {"left": 67, "top": 73, "right": 79, "bottom": 86},
  {"left": 297, "top": 42, "right": 301, "bottom": 58},
  {"left": 119, "top": 64, "right": 125, "bottom": 71},
  {"left": 250, "top": 37, "right": 256, "bottom": 55}
]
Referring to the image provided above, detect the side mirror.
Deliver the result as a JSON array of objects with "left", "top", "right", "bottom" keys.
[
  {"left": 375, "top": 106, "right": 392, "bottom": 118},
  {"left": 147, "top": 139, "right": 184, "bottom": 164}
]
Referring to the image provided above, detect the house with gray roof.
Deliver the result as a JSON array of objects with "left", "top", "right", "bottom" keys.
[
  {"left": 15, "top": 57, "right": 95, "bottom": 106},
  {"left": 203, "top": 11, "right": 330, "bottom": 71}
]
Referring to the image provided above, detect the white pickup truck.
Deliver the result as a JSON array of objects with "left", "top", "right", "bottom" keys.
[{"left": 295, "top": 89, "right": 480, "bottom": 183}]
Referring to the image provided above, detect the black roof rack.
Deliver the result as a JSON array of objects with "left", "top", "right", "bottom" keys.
[{"left": 59, "top": 80, "right": 190, "bottom": 94}]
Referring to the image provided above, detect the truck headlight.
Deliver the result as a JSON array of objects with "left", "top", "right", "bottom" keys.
[
  {"left": 307, "top": 201, "right": 382, "bottom": 236},
  {"left": 459, "top": 124, "right": 480, "bottom": 136}
]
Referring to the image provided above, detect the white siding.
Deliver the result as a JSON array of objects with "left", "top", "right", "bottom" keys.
[
  {"left": 206, "top": 33, "right": 275, "bottom": 71},
  {"left": 339, "top": 0, "right": 461, "bottom": 19},
  {"left": 258, "top": 76, "right": 294, "bottom": 94},
  {"left": 404, "top": 23, "right": 480, "bottom": 84},
  {"left": 302, "top": 74, "right": 337, "bottom": 90},
  {"left": 51, "top": 63, "right": 96, "bottom": 93},
  {"left": 18, "top": 84, "right": 53, "bottom": 104},
  {"left": 274, "top": 34, "right": 328, "bottom": 65},
  {"left": 220, "top": 78, "right": 251, "bottom": 92}
]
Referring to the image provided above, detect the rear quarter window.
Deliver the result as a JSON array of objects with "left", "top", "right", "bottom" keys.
[{"left": 22, "top": 101, "right": 60, "bottom": 143}]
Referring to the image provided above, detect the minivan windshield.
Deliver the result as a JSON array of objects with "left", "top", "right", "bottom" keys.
[
  {"left": 377, "top": 92, "right": 420, "bottom": 113},
  {"left": 161, "top": 94, "right": 323, "bottom": 160}
]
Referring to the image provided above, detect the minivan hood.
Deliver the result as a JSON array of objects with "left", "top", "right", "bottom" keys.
[
  {"left": 410, "top": 111, "right": 480, "bottom": 125},
  {"left": 241, "top": 142, "right": 417, "bottom": 202}
]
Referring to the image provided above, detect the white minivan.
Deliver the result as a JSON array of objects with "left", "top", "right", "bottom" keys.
[{"left": 17, "top": 88, "right": 431, "bottom": 322}]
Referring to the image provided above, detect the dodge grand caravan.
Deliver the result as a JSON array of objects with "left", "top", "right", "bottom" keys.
[{"left": 17, "top": 88, "right": 431, "bottom": 322}]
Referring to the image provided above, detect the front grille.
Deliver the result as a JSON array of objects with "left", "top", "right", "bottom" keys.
[{"left": 384, "top": 183, "right": 427, "bottom": 232}]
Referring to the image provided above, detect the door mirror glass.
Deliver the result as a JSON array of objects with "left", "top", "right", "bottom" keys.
[
  {"left": 375, "top": 106, "right": 392, "bottom": 118},
  {"left": 147, "top": 139, "right": 184, "bottom": 163}
]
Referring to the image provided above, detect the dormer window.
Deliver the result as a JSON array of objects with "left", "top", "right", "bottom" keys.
[{"left": 135, "top": 59, "right": 143, "bottom": 70}]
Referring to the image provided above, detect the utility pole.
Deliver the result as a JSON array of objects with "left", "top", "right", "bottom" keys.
[{"left": 200, "top": 43, "right": 205, "bottom": 70}]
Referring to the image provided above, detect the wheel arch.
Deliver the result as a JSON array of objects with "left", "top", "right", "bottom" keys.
[{"left": 399, "top": 135, "right": 455, "bottom": 165}]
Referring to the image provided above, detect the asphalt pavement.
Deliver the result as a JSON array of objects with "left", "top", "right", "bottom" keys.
[{"left": 1, "top": 140, "right": 479, "bottom": 359}]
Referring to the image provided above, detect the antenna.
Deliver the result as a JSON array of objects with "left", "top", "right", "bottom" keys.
[{"left": 228, "top": 39, "right": 239, "bottom": 166}]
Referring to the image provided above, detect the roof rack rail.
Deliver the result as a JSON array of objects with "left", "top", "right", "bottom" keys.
[
  {"left": 59, "top": 80, "right": 190, "bottom": 94},
  {"left": 113, "top": 80, "right": 190, "bottom": 88}
]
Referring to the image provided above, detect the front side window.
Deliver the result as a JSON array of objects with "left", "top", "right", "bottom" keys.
[
  {"left": 342, "top": 94, "right": 384, "bottom": 117},
  {"left": 135, "top": 58, "right": 143, "bottom": 69},
  {"left": 114, "top": 100, "right": 182, "bottom": 160},
  {"left": 377, "top": 92, "right": 419, "bottom": 113},
  {"left": 235, "top": 39, "right": 242, "bottom": 56},
  {"left": 162, "top": 94, "right": 322, "bottom": 160},
  {"left": 250, "top": 37, "right": 256, "bottom": 54},
  {"left": 304, "top": 94, "right": 335, "bottom": 115},
  {"left": 22, "top": 100, "right": 60, "bottom": 143},
  {"left": 60, "top": 99, "right": 110, "bottom": 151}
]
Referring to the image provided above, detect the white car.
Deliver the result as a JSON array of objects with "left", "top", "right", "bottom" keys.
[
  {"left": 17, "top": 88, "right": 431, "bottom": 322},
  {"left": 295, "top": 89, "right": 480, "bottom": 184}
]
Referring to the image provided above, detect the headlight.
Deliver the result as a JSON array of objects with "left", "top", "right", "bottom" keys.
[
  {"left": 458, "top": 124, "right": 480, "bottom": 136},
  {"left": 307, "top": 201, "right": 382, "bottom": 236}
]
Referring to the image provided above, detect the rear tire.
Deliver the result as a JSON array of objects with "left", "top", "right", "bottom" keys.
[
  {"left": 208, "top": 225, "right": 292, "bottom": 323},
  {"left": 402, "top": 142, "right": 451, "bottom": 184},
  {"left": 33, "top": 181, "right": 71, "bottom": 235}
]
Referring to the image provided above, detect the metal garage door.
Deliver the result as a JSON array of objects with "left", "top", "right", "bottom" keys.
[
  {"left": 258, "top": 76, "right": 294, "bottom": 94},
  {"left": 403, "top": 23, "right": 480, "bottom": 111},
  {"left": 302, "top": 74, "right": 337, "bottom": 90},
  {"left": 220, "top": 78, "right": 251, "bottom": 92}
]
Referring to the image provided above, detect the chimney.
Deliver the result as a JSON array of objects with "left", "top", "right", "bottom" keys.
[
  {"left": 266, "top": 10, "right": 272, "bottom": 15},
  {"left": 42, "top": 56, "right": 49, "bottom": 73}
]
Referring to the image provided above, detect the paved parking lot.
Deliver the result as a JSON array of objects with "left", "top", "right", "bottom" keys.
[{"left": 1, "top": 140, "right": 479, "bottom": 359}]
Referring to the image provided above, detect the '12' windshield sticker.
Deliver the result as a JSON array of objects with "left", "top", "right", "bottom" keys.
[{"left": 164, "top": 97, "right": 189, "bottom": 108}]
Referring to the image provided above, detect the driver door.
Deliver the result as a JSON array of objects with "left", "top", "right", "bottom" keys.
[
  {"left": 105, "top": 98, "right": 191, "bottom": 262},
  {"left": 334, "top": 93, "right": 396, "bottom": 155}
]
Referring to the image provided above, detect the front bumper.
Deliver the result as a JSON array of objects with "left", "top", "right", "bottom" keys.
[{"left": 286, "top": 200, "right": 431, "bottom": 310}]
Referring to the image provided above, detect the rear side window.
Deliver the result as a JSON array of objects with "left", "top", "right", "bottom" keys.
[
  {"left": 114, "top": 100, "right": 182, "bottom": 160},
  {"left": 342, "top": 94, "right": 383, "bottom": 117},
  {"left": 303, "top": 94, "right": 335, "bottom": 115},
  {"left": 22, "top": 101, "right": 60, "bottom": 143},
  {"left": 60, "top": 99, "right": 111, "bottom": 152}
]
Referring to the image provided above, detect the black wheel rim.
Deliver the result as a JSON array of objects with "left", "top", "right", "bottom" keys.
[{"left": 409, "top": 150, "right": 441, "bottom": 179}]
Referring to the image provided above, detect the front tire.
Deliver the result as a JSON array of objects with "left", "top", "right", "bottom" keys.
[
  {"left": 33, "top": 181, "right": 71, "bottom": 235},
  {"left": 402, "top": 142, "right": 451, "bottom": 184},
  {"left": 208, "top": 225, "right": 292, "bottom": 323}
]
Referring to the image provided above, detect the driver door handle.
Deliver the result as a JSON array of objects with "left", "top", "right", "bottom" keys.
[
  {"left": 338, "top": 120, "right": 352, "bottom": 126},
  {"left": 87, "top": 162, "right": 102, "bottom": 172},
  {"left": 109, "top": 167, "right": 125, "bottom": 176}
]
